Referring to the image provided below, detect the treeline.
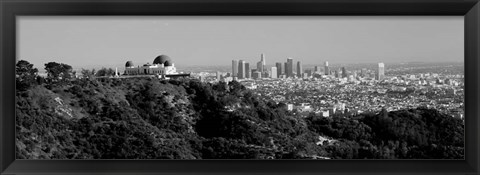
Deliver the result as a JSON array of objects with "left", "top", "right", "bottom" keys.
[
  {"left": 15, "top": 60, "right": 464, "bottom": 159},
  {"left": 16, "top": 60, "right": 121, "bottom": 89}
]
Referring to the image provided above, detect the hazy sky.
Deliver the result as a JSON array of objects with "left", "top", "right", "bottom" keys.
[{"left": 17, "top": 16, "right": 463, "bottom": 70}]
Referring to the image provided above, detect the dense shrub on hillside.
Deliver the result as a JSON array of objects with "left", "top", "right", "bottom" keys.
[
  {"left": 16, "top": 75, "right": 320, "bottom": 159},
  {"left": 306, "top": 108, "right": 464, "bottom": 159}
]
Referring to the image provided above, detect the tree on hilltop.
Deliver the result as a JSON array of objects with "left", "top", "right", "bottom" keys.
[
  {"left": 96, "top": 67, "right": 115, "bottom": 77},
  {"left": 16, "top": 60, "right": 38, "bottom": 91},
  {"left": 81, "top": 68, "right": 96, "bottom": 79},
  {"left": 44, "top": 62, "right": 73, "bottom": 82}
]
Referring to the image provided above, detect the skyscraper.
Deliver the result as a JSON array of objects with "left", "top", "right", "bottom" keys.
[
  {"left": 271, "top": 67, "right": 277, "bottom": 79},
  {"left": 342, "top": 67, "right": 347, "bottom": 78},
  {"left": 284, "top": 62, "right": 288, "bottom": 77},
  {"left": 297, "top": 61, "right": 303, "bottom": 78},
  {"left": 275, "top": 62, "right": 282, "bottom": 77},
  {"left": 238, "top": 60, "right": 246, "bottom": 79},
  {"left": 257, "top": 61, "right": 263, "bottom": 75},
  {"left": 314, "top": 66, "right": 319, "bottom": 73},
  {"left": 306, "top": 70, "right": 313, "bottom": 77},
  {"left": 377, "top": 63, "right": 385, "bottom": 80},
  {"left": 245, "top": 63, "right": 250, "bottom": 79},
  {"left": 287, "top": 58, "right": 294, "bottom": 78},
  {"left": 324, "top": 61, "right": 329, "bottom": 75},
  {"left": 253, "top": 71, "right": 261, "bottom": 79},
  {"left": 232, "top": 60, "right": 238, "bottom": 78},
  {"left": 261, "top": 53, "right": 266, "bottom": 70},
  {"left": 216, "top": 71, "right": 221, "bottom": 80}
]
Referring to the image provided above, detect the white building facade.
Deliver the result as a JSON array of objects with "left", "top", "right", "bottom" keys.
[{"left": 124, "top": 55, "right": 177, "bottom": 75}]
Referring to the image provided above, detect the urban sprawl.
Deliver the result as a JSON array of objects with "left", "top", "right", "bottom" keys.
[{"left": 192, "top": 54, "right": 464, "bottom": 120}]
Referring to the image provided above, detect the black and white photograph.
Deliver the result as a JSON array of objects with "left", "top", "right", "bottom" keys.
[{"left": 15, "top": 16, "right": 464, "bottom": 159}]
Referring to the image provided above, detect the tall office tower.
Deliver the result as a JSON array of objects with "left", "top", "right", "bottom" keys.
[
  {"left": 306, "top": 70, "right": 313, "bottom": 77},
  {"left": 324, "top": 61, "right": 330, "bottom": 75},
  {"left": 251, "top": 69, "right": 257, "bottom": 79},
  {"left": 253, "top": 71, "right": 261, "bottom": 79},
  {"left": 335, "top": 70, "right": 340, "bottom": 78},
  {"left": 232, "top": 60, "right": 238, "bottom": 78},
  {"left": 275, "top": 62, "right": 282, "bottom": 77},
  {"left": 216, "top": 71, "right": 221, "bottom": 80},
  {"left": 297, "top": 61, "right": 303, "bottom": 78},
  {"left": 257, "top": 61, "right": 263, "bottom": 74},
  {"left": 314, "top": 66, "right": 319, "bottom": 73},
  {"left": 245, "top": 63, "right": 251, "bottom": 79},
  {"left": 271, "top": 67, "right": 278, "bottom": 79},
  {"left": 287, "top": 58, "right": 294, "bottom": 78},
  {"left": 261, "top": 53, "right": 266, "bottom": 70},
  {"left": 238, "top": 60, "right": 246, "bottom": 79},
  {"left": 342, "top": 67, "right": 347, "bottom": 78},
  {"left": 376, "top": 62, "right": 385, "bottom": 80},
  {"left": 284, "top": 62, "right": 288, "bottom": 77}
]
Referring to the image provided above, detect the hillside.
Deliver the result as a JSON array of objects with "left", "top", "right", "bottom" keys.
[{"left": 16, "top": 77, "right": 464, "bottom": 159}]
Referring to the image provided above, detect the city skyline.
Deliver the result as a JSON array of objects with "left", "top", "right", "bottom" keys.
[
  {"left": 18, "top": 16, "right": 463, "bottom": 70},
  {"left": 15, "top": 15, "right": 465, "bottom": 160}
]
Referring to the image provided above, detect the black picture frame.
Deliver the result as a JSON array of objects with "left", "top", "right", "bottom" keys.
[{"left": 1, "top": 0, "right": 479, "bottom": 174}]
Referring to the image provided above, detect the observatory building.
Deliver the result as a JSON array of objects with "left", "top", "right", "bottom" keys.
[{"left": 124, "top": 55, "right": 178, "bottom": 75}]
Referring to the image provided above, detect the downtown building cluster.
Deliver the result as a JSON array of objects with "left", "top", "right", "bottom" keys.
[
  {"left": 230, "top": 54, "right": 310, "bottom": 80},
  {"left": 193, "top": 58, "right": 463, "bottom": 121},
  {"left": 228, "top": 54, "right": 385, "bottom": 82},
  {"left": 229, "top": 54, "right": 385, "bottom": 82}
]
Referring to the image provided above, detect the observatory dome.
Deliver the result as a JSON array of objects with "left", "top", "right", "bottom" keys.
[
  {"left": 125, "top": 61, "right": 134, "bottom": 67},
  {"left": 164, "top": 60, "right": 173, "bottom": 66},
  {"left": 153, "top": 55, "right": 171, "bottom": 65}
]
